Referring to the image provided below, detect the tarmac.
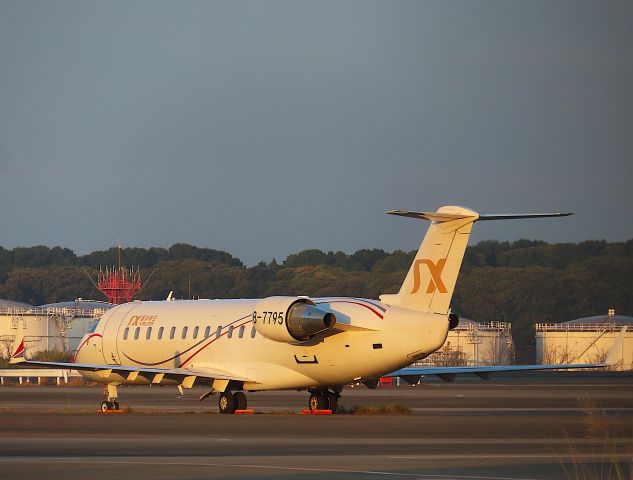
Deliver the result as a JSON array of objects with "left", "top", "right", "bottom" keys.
[{"left": 0, "top": 371, "right": 631, "bottom": 479}]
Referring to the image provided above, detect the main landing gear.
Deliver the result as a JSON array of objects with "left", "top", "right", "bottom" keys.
[
  {"left": 218, "top": 391, "right": 248, "bottom": 414},
  {"left": 100, "top": 384, "right": 120, "bottom": 412},
  {"left": 212, "top": 387, "right": 342, "bottom": 414},
  {"left": 308, "top": 389, "right": 340, "bottom": 413}
]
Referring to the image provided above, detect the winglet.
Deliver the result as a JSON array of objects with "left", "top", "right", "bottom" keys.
[
  {"left": 9, "top": 321, "right": 26, "bottom": 364},
  {"left": 604, "top": 326, "right": 627, "bottom": 367}
]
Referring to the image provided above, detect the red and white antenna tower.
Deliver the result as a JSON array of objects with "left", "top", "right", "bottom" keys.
[{"left": 97, "top": 241, "right": 142, "bottom": 304}]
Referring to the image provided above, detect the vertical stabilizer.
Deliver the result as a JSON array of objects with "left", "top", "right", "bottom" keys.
[
  {"left": 381, "top": 207, "right": 572, "bottom": 314},
  {"left": 381, "top": 206, "right": 479, "bottom": 313}
]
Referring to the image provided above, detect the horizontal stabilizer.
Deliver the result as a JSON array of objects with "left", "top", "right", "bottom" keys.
[
  {"left": 386, "top": 210, "right": 476, "bottom": 222},
  {"left": 387, "top": 210, "right": 573, "bottom": 222},
  {"left": 478, "top": 212, "right": 574, "bottom": 220}
]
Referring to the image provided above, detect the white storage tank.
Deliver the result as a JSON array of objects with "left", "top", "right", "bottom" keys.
[
  {"left": 0, "top": 298, "right": 114, "bottom": 357},
  {"left": 536, "top": 312, "right": 633, "bottom": 371},
  {"left": 38, "top": 299, "right": 114, "bottom": 352},
  {"left": 0, "top": 299, "right": 57, "bottom": 356},
  {"left": 423, "top": 319, "right": 514, "bottom": 366}
]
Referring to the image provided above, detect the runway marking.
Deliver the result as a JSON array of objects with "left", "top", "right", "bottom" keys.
[
  {"left": 390, "top": 453, "right": 633, "bottom": 460},
  {"left": 411, "top": 407, "right": 633, "bottom": 413},
  {"left": 1, "top": 435, "right": 630, "bottom": 446},
  {"left": 0, "top": 457, "right": 547, "bottom": 480},
  {"left": 3, "top": 452, "right": 629, "bottom": 462}
]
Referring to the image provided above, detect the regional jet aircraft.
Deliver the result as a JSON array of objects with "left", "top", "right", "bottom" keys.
[{"left": 10, "top": 206, "right": 605, "bottom": 413}]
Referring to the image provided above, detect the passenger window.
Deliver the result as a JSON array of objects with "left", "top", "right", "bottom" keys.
[
  {"left": 238, "top": 325, "right": 245, "bottom": 338},
  {"left": 250, "top": 326, "right": 256, "bottom": 338},
  {"left": 134, "top": 327, "right": 140, "bottom": 340},
  {"left": 215, "top": 326, "right": 222, "bottom": 338},
  {"left": 182, "top": 326, "right": 188, "bottom": 339},
  {"left": 170, "top": 326, "right": 176, "bottom": 340},
  {"left": 193, "top": 326, "right": 199, "bottom": 339},
  {"left": 204, "top": 326, "right": 211, "bottom": 338},
  {"left": 227, "top": 326, "right": 234, "bottom": 339},
  {"left": 146, "top": 327, "right": 152, "bottom": 340},
  {"left": 123, "top": 327, "right": 129, "bottom": 340},
  {"left": 158, "top": 327, "right": 164, "bottom": 340}
]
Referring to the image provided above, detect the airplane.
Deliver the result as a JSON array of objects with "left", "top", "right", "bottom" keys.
[{"left": 9, "top": 206, "right": 607, "bottom": 414}]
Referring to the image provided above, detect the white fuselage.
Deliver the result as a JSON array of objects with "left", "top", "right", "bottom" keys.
[{"left": 75, "top": 297, "right": 449, "bottom": 390}]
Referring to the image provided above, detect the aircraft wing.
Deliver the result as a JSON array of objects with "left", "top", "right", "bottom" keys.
[
  {"left": 387, "top": 326, "right": 624, "bottom": 382},
  {"left": 9, "top": 359, "right": 252, "bottom": 383},
  {"left": 385, "top": 363, "right": 606, "bottom": 383}
]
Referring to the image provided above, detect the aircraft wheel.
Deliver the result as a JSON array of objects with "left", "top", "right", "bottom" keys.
[
  {"left": 113, "top": 401, "right": 120, "bottom": 411},
  {"left": 233, "top": 391, "right": 247, "bottom": 410},
  {"left": 100, "top": 401, "right": 110, "bottom": 412},
  {"left": 327, "top": 392, "right": 339, "bottom": 413},
  {"left": 218, "top": 392, "right": 236, "bottom": 414},
  {"left": 309, "top": 392, "right": 328, "bottom": 411}
]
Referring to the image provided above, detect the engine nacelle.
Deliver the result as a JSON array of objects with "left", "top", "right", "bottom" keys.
[
  {"left": 448, "top": 313, "right": 459, "bottom": 330},
  {"left": 252, "top": 296, "right": 336, "bottom": 343}
]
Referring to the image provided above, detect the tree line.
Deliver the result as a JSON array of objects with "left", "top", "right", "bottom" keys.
[{"left": 1, "top": 239, "right": 631, "bottom": 360}]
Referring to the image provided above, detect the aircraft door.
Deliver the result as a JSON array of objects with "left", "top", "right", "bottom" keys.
[{"left": 101, "top": 303, "right": 139, "bottom": 365}]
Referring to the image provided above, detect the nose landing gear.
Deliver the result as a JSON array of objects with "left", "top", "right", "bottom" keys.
[{"left": 100, "top": 384, "right": 120, "bottom": 412}]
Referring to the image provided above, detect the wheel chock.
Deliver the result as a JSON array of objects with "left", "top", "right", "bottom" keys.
[
  {"left": 301, "top": 409, "right": 332, "bottom": 415},
  {"left": 96, "top": 410, "right": 124, "bottom": 414},
  {"left": 234, "top": 409, "right": 255, "bottom": 414}
]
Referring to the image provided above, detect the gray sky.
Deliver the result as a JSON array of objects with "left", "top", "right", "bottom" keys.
[{"left": 1, "top": 1, "right": 632, "bottom": 265}]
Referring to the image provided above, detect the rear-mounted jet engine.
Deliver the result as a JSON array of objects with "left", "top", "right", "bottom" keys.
[{"left": 253, "top": 296, "right": 336, "bottom": 343}]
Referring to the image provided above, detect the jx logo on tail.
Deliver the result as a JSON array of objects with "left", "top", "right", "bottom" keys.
[{"left": 411, "top": 258, "right": 447, "bottom": 294}]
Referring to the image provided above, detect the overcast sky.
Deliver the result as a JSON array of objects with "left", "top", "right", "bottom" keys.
[{"left": 1, "top": 1, "right": 631, "bottom": 265}]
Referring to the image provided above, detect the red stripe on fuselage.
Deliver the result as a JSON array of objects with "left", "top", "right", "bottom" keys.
[
  {"left": 120, "top": 315, "right": 253, "bottom": 367},
  {"left": 73, "top": 333, "right": 102, "bottom": 362},
  {"left": 351, "top": 298, "right": 386, "bottom": 312},
  {"left": 177, "top": 318, "right": 253, "bottom": 367}
]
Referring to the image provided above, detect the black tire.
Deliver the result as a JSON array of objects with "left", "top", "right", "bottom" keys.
[
  {"left": 218, "top": 392, "right": 236, "bottom": 414},
  {"left": 113, "top": 401, "right": 120, "bottom": 411},
  {"left": 100, "top": 401, "right": 110, "bottom": 412},
  {"left": 327, "top": 393, "right": 339, "bottom": 413},
  {"left": 309, "top": 392, "right": 328, "bottom": 411},
  {"left": 233, "top": 391, "right": 247, "bottom": 410}
]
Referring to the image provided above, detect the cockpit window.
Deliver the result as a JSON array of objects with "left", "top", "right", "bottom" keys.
[{"left": 87, "top": 320, "right": 99, "bottom": 333}]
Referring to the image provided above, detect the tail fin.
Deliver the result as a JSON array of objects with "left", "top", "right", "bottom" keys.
[
  {"left": 380, "top": 206, "right": 572, "bottom": 314},
  {"left": 10, "top": 320, "right": 26, "bottom": 364}
]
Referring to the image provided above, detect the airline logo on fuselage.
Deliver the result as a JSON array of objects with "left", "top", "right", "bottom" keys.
[
  {"left": 127, "top": 315, "right": 158, "bottom": 326},
  {"left": 411, "top": 258, "right": 447, "bottom": 294}
]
